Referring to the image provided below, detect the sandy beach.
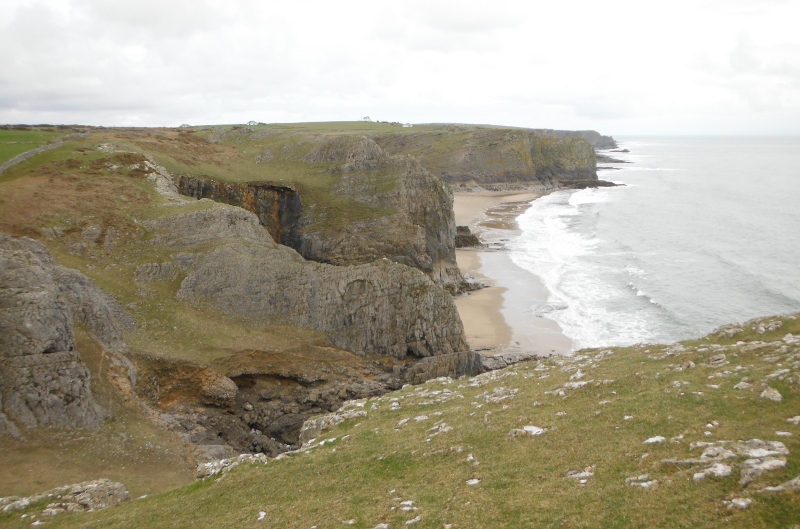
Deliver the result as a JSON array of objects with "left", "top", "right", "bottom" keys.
[{"left": 453, "top": 190, "right": 573, "bottom": 357}]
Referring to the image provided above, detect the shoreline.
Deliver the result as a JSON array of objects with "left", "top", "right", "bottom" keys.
[{"left": 453, "top": 189, "right": 573, "bottom": 357}]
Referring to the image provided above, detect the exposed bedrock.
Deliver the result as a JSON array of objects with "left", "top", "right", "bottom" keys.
[
  {"left": 130, "top": 348, "right": 398, "bottom": 453},
  {"left": 0, "top": 234, "right": 133, "bottom": 434},
  {"left": 531, "top": 129, "right": 618, "bottom": 150},
  {"left": 455, "top": 226, "right": 481, "bottom": 248},
  {"left": 145, "top": 204, "right": 471, "bottom": 360},
  {"left": 174, "top": 137, "right": 465, "bottom": 292},
  {"left": 373, "top": 129, "right": 604, "bottom": 188},
  {"left": 171, "top": 177, "right": 303, "bottom": 248},
  {"left": 135, "top": 204, "right": 478, "bottom": 452}
]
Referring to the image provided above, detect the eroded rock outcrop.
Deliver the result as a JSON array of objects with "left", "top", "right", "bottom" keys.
[
  {"left": 174, "top": 137, "right": 465, "bottom": 292},
  {"left": 373, "top": 128, "right": 603, "bottom": 188},
  {"left": 0, "top": 479, "right": 129, "bottom": 515},
  {"left": 455, "top": 226, "right": 481, "bottom": 248},
  {"left": 146, "top": 204, "right": 470, "bottom": 360},
  {"left": 127, "top": 203, "right": 479, "bottom": 453},
  {"left": 0, "top": 235, "right": 133, "bottom": 432}
]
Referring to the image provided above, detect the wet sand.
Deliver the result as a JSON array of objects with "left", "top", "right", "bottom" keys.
[{"left": 453, "top": 190, "right": 573, "bottom": 356}]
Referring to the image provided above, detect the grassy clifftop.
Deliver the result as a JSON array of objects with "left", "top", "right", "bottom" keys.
[{"left": 2, "top": 314, "right": 797, "bottom": 528}]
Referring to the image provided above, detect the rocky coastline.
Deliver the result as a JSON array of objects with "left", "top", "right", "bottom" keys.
[{"left": 0, "top": 122, "right": 618, "bottom": 492}]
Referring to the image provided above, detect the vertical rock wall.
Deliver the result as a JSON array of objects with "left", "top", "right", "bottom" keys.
[{"left": 0, "top": 235, "right": 104, "bottom": 430}]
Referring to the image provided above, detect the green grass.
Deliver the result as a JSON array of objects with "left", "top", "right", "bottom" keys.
[
  {"left": 0, "top": 125, "right": 795, "bottom": 528},
  {"left": 4, "top": 315, "right": 796, "bottom": 528},
  {"left": 0, "top": 129, "right": 67, "bottom": 165}
]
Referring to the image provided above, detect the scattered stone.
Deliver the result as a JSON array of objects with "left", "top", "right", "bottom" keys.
[
  {"left": 566, "top": 466, "right": 596, "bottom": 482},
  {"left": 643, "top": 436, "right": 666, "bottom": 445},
  {"left": 466, "top": 479, "right": 481, "bottom": 486},
  {"left": 414, "top": 415, "right": 429, "bottom": 422},
  {"left": 298, "top": 405, "right": 368, "bottom": 446},
  {"left": 733, "top": 380, "right": 752, "bottom": 390},
  {"left": 508, "top": 426, "right": 545, "bottom": 438},
  {"left": 787, "top": 416, "right": 800, "bottom": 425},
  {"left": 760, "top": 388, "right": 783, "bottom": 402},
  {"left": 405, "top": 516, "right": 421, "bottom": 525},
  {"left": 707, "top": 354, "right": 728, "bottom": 367},
  {"left": 399, "top": 500, "right": 417, "bottom": 513},
  {"left": 426, "top": 423, "right": 452, "bottom": 439},
  {"left": 755, "top": 320, "right": 782, "bottom": 334},
  {"left": 626, "top": 474, "right": 657, "bottom": 489},
  {"left": 2, "top": 479, "right": 130, "bottom": 516},
  {"left": 196, "top": 453, "right": 269, "bottom": 479},
  {"left": 700, "top": 446, "right": 736, "bottom": 460},
  {"left": 735, "top": 439, "right": 789, "bottom": 458},
  {"left": 624, "top": 416, "right": 633, "bottom": 421},
  {"left": 693, "top": 463, "right": 733, "bottom": 481},
  {"left": 776, "top": 431, "right": 793, "bottom": 437},
  {"left": 569, "top": 370, "right": 585, "bottom": 381},
  {"left": 740, "top": 458, "right": 787, "bottom": 486},
  {"left": 783, "top": 333, "right": 800, "bottom": 345},
  {"left": 374, "top": 524, "right": 390, "bottom": 529},
  {"left": 475, "top": 387, "right": 519, "bottom": 403},
  {"left": 257, "top": 511, "right": 266, "bottom": 521},
  {"left": 724, "top": 498, "right": 753, "bottom": 510},
  {"left": 395, "top": 419, "right": 410, "bottom": 429},
  {"left": 564, "top": 381, "right": 590, "bottom": 389}
]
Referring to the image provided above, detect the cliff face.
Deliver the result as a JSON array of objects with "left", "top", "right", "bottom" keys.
[
  {"left": 530, "top": 129, "right": 618, "bottom": 150},
  {"left": 372, "top": 128, "right": 600, "bottom": 188},
  {"left": 145, "top": 204, "right": 469, "bottom": 360},
  {"left": 0, "top": 235, "right": 132, "bottom": 434},
  {"left": 130, "top": 202, "right": 478, "bottom": 451},
  {"left": 174, "top": 137, "right": 464, "bottom": 291},
  {"left": 173, "top": 177, "right": 303, "bottom": 248}
]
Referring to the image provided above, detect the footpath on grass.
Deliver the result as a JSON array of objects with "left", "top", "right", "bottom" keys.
[{"left": 0, "top": 133, "right": 85, "bottom": 175}]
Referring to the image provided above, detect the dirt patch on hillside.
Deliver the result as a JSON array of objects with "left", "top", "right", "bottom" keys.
[{"left": 0, "top": 170, "right": 150, "bottom": 239}]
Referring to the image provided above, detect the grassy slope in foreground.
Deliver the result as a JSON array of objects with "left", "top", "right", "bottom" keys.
[{"left": 4, "top": 314, "right": 798, "bottom": 529}]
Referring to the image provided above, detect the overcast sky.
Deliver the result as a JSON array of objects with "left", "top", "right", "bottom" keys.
[{"left": 1, "top": 0, "right": 798, "bottom": 134}]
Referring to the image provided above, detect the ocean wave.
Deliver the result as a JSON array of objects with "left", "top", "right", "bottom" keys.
[{"left": 509, "top": 189, "right": 666, "bottom": 349}]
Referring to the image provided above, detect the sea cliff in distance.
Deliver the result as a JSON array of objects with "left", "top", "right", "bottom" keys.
[{"left": 0, "top": 122, "right": 796, "bottom": 528}]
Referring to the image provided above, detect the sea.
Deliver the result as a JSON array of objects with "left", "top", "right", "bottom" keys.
[{"left": 507, "top": 136, "right": 800, "bottom": 350}]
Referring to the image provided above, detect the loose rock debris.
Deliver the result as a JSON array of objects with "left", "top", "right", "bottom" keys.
[
  {"left": 626, "top": 474, "right": 657, "bottom": 489},
  {"left": 693, "top": 463, "right": 733, "bottom": 481},
  {"left": 723, "top": 498, "right": 753, "bottom": 510},
  {"left": 567, "top": 466, "right": 596, "bottom": 485}
]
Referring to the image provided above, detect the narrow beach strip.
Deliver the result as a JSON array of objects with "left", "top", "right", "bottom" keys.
[{"left": 453, "top": 190, "right": 573, "bottom": 358}]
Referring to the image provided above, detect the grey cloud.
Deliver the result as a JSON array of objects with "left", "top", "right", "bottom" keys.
[{"left": 73, "top": 0, "right": 231, "bottom": 37}]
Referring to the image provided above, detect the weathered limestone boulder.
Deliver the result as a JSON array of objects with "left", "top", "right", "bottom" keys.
[
  {"left": 146, "top": 204, "right": 471, "bottom": 361},
  {"left": 455, "top": 226, "right": 481, "bottom": 248},
  {"left": 1, "top": 479, "right": 129, "bottom": 515},
  {"left": 0, "top": 234, "right": 133, "bottom": 433}
]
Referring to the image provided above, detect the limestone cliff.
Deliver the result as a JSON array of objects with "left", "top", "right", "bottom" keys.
[
  {"left": 371, "top": 127, "right": 603, "bottom": 188},
  {"left": 530, "top": 129, "right": 618, "bottom": 150},
  {"left": 0, "top": 235, "right": 132, "bottom": 434},
  {"left": 144, "top": 204, "right": 469, "bottom": 360},
  {"left": 175, "top": 137, "right": 464, "bottom": 291}
]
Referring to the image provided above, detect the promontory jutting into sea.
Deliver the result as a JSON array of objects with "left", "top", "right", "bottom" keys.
[{"left": 503, "top": 136, "right": 800, "bottom": 350}]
